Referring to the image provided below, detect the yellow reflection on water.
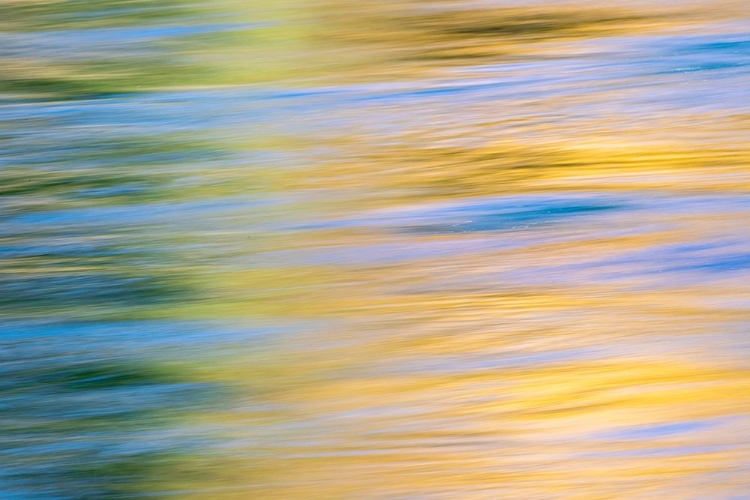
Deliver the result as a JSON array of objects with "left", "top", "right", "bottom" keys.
[{"left": 146, "top": 3, "right": 750, "bottom": 497}]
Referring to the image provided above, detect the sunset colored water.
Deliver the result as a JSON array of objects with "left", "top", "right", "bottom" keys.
[{"left": 1, "top": 1, "right": 749, "bottom": 498}]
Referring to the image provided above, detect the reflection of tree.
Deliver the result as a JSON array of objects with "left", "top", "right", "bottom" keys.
[
  {"left": 0, "top": 131, "right": 218, "bottom": 496},
  {"left": 0, "top": 3, "right": 236, "bottom": 497},
  {"left": 0, "top": 123, "right": 224, "bottom": 317},
  {"left": 0, "top": 352, "right": 212, "bottom": 499},
  {"left": 0, "top": 0, "right": 678, "bottom": 99},
  {"left": 0, "top": 0, "right": 315, "bottom": 98},
  {"left": 307, "top": 2, "right": 670, "bottom": 75},
  {"left": 0, "top": 0, "right": 195, "bottom": 98}
]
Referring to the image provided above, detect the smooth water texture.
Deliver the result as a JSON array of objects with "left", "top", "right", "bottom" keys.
[{"left": 2, "top": 1, "right": 750, "bottom": 498}]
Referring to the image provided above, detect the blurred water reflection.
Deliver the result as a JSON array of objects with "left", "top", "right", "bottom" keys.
[{"left": 1, "top": 0, "right": 750, "bottom": 498}]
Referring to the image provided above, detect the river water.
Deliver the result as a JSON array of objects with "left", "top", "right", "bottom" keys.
[{"left": 2, "top": 1, "right": 750, "bottom": 498}]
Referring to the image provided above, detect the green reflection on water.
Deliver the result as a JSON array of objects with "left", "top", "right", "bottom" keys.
[{"left": 0, "top": 353, "right": 216, "bottom": 498}]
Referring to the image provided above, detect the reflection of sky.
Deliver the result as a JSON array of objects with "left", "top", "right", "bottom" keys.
[
  {"left": 602, "top": 419, "right": 719, "bottom": 439},
  {"left": 246, "top": 193, "right": 750, "bottom": 284},
  {"left": 0, "top": 319, "right": 293, "bottom": 354}
]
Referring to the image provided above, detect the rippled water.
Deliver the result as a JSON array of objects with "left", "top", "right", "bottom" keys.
[{"left": 2, "top": 1, "right": 750, "bottom": 498}]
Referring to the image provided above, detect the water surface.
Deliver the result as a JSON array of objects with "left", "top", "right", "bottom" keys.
[{"left": 2, "top": 0, "right": 750, "bottom": 498}]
